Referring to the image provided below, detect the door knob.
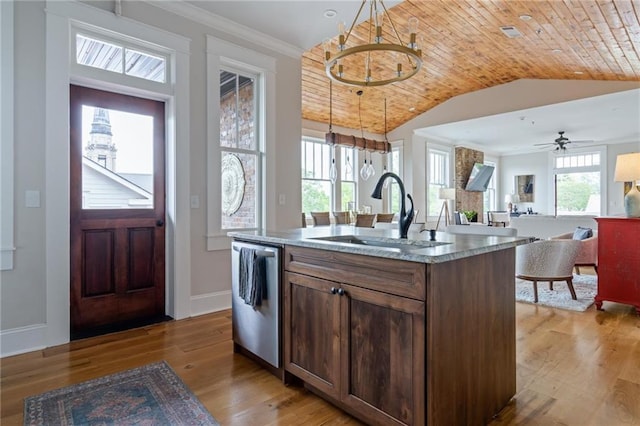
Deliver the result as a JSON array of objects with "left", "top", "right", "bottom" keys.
[{"left": 156, "top": 219, "right": 164, "bottom": 227}]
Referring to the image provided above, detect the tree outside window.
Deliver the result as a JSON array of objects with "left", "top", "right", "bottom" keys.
[{"left": 554, "top": 152, "right": 601, "bottom": 216}]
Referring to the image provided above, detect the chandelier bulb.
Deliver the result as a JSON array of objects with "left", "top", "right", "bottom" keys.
[
  {"left": 338, "top": 21, "right": 346, "bottom": 49},
  {"left": 322, "top": 38, "right": 331, "bottom": 61},
  {"left": 408, "top": 16, "right": 419, "bottom": 48},
  {"left": 375, "top": 10, "right": 384, "bottom": 43}
]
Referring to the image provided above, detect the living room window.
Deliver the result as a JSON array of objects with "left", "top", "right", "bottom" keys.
[
  {"left": 483, "top": 160, "right": 497, "bottom": 213},
  {"left": 426, "top": 146, "right": 451, "bottom": 219},
  {"left": 386, "top": 143, "right": 403, "bottom": 214},
  {"left": 301, "top": 138, "right": 356, "bottom": 213},
  {"left": 553, "top": 150, "right": 604, "bottom": 216}
]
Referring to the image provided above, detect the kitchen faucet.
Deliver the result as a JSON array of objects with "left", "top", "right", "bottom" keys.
[{"left": 371, "top": 172, "right": 414, "bottom": 239}]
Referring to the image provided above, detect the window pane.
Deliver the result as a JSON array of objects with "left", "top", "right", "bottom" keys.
[
  {"left": 124, "top": 48, "right": 166, "bottom": 83},
  {"left": 556, "top": 172, "right": 600, "bottom": 215},
  {"left": 302, "top": 180, "right": 331, "bottom": 212},
  {"left": 341, "top": 182, "right": 355, "bottom": 211},
  {"left": 76, "top": 34, "right": 122, "bottom": 74},
  {"left": 221, "top": 152, "right": 256, "bottom": 229},
  {"left": 220, "top": 71, "right": 255, "bottom": 150},
  {"left": 81, "top": 105, "right": 154, "bottom": 209},
  {"left": 237, "top": 76, "right": 255, "bottom": 150},
  {"left": 220, "top": 71, "right": 238, "bottom": 148},
  {"left": 390, "top": 182, "right": 400, "bottom": 214}
]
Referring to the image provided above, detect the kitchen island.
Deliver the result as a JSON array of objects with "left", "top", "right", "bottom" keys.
[{"left": 230, "top": 226, "right": 533, "bottom": 426}]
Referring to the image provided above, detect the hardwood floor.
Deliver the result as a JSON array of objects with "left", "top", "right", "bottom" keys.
[{"left": 2, "top": 270, "right": 639, "bottom": 425}]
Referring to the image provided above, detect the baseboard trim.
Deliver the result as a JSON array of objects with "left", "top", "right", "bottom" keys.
[
  {"left": 1, "top": 323, "right": 47, "bottom": 358},
  {"left": 190, "top": 290, "right": 231, "bottom": 316}
]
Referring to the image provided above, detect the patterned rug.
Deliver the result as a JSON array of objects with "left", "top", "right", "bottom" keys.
[
  {"left": 515, "top": 274, "right": 597, "bottom": 312},
  {"left": 24, "top": 361, "right": 218, "bottom": 426}
]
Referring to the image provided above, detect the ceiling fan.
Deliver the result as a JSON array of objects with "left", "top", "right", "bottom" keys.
[{"left": 534, "top": 131, "right": 592, "bottom": 151}]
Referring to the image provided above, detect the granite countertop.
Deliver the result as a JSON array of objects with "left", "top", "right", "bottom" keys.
[{"left": 229, "top": 226, "right": 534, "bottom": 264}]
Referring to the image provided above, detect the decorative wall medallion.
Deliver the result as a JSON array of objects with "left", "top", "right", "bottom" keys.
[{"left": 221, "top": 154, "right": 245, "bottom": 216}]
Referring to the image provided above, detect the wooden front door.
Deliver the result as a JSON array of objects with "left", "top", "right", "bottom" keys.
[{"left": 70, "top": 85, "right": 166, "bottom": 335}]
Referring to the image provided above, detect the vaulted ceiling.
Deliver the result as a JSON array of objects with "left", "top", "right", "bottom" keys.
[
  {"left": 301, "top": 0, "right": 640, "bottom": 135},
  {"left": 179, "top": 0, "right": 640, "bottom": 140}
]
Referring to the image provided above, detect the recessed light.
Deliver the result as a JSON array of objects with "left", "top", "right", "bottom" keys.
[
  {"left": 409, "top": 107, "right": 416, "bottom": 112},
  {"left": 324, "top": 9, "right": 337, "bottom": 18},
  {"left": 519, "top": 14, "right": 532, "bottom": 21},
  {"left": 552, "top": 49, "right": 562, "bottom": 53},
  {"left": 574, "top": 71, "right": 584, "bottom": 75}
]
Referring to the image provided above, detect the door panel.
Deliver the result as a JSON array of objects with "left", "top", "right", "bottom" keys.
[
  {"left": 82, "top": 229, "right": 116, "bottom": 297},
  {"left": 340, "top": 284, "right": 425, "bottom": 426},
  {"left": 284, "top": 272, "right": 341, "bottom": 399},
  {"left": 70, "top": 85, "right": 166, "bottom": 334}
]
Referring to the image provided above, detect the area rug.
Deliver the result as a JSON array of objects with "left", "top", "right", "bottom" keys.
[
  {"left": 24, "top": 361, "right": 218, "bottom": 426},
  {"left": 515, "top": 274, "right": 597, "bottom": 312}
]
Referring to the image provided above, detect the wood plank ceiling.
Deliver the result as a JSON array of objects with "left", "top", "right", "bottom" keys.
[{"left": 302, "top": 0, "right": 640, "bottom": 135}]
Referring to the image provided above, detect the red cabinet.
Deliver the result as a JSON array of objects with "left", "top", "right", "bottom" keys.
[{"left": 595, "top": 217, "right": 640, "bottom": 315}]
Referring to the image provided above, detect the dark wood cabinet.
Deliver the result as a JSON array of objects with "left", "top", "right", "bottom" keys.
[
  {"left": 595, "top": 217, "right": 640, "bottom": 314},
  {"left": 284, "top": 270, "right": 424, "bottom": 425},
  {"left": 284, "top": 245, "right": 516, "bottom": 426},
  {"left": 284, "top": 272, "right": 341, "bottom": 398}
]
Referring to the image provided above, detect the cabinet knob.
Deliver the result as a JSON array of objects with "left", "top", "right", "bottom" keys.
[
  {"left": 337, "top": 288, "right": 345, "bottom": 296},
  {"left": 330, "top": 287, "right": 338, "bottom": 294}
]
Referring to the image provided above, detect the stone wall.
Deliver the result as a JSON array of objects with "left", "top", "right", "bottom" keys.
[{"left": 455, "top": 147, "right": 484, "bottom": 221}]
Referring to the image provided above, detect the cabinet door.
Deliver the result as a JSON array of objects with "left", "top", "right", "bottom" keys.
[
  {"left": 284, "top": 272, "right": 341, "bottom": 398},
  {"left": 340, "top": 284, "right": 425, "bottom": 426}
]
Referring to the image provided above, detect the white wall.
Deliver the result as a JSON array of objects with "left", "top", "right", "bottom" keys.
[{"left": 1, "top": 0, "right": 302, "bottom": 356}]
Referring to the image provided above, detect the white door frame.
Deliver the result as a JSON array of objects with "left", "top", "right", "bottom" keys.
[{"left": 45, "top": 1, "right": 191, "bottom": 347}]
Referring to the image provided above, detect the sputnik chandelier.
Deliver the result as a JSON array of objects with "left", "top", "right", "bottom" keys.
[{"left": 322, "top": 0, "right": 423, "bottom": 87}]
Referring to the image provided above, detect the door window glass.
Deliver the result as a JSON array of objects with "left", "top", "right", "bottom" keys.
[{"left": 81, "top": 105, "right": 154, "bottom": 209}]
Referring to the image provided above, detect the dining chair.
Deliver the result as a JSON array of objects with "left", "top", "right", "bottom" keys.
[
  {"left": 375, "top": 213, "right": 395, "bottom": 223},
  {"left": 515, "top": 240, "right": 581, "bottom": 303},
  {"left": 333, "top": 211, "right": 350, "bottom": 225},
  {"left": 301, "top": 212, "right": 307, "bottom": 228},
  {"left": 355, "top": 214, "right": 376, "bottom": 228},
  {"left": 487, "top": 211, "right": 510, "bottom": 227},
  {"left": 310, "top": 211, "right": 331, "bottom": 226}
]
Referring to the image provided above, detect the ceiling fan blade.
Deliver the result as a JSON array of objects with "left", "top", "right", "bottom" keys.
[
  {"left": 533, "top": 142, "right": 556, "bottom": 146},
  {"left": 567, "top": 139, "right": 593, "bottom": 144}
]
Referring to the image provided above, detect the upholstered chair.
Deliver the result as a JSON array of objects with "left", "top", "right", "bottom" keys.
[
  {"left": 515, "top": 240, "right": 581, "bottom": 303},
  {"left": 551, "top": 231, "right": 598, "bottom": 274},
  {"left": 310, "top": 211, "right": 331, "bottom": 226}
]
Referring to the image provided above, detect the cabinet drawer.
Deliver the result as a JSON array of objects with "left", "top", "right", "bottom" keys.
[{"left": 284, "top": 246, "right": 426, "bottom": 300}]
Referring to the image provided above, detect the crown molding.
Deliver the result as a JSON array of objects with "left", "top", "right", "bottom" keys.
[{"left": 145, "top": 1, "right": 303, "bottom": 59}]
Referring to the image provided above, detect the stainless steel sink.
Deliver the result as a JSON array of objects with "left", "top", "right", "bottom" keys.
[{"left": 309, "top": 235, "right": 449, "bottom": 251}]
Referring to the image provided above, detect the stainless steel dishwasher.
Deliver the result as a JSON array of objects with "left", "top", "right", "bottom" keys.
[{"left": 231, "top": 240, "right": 281, "bottom": 370}]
